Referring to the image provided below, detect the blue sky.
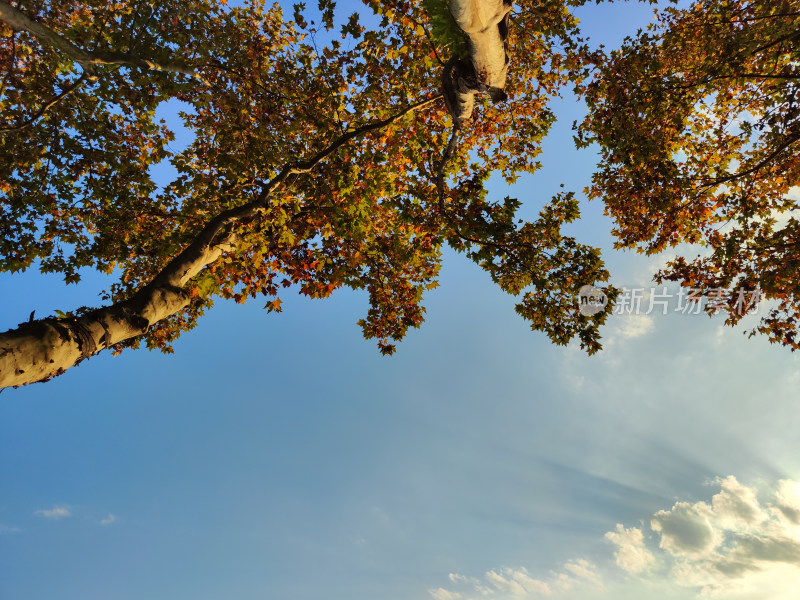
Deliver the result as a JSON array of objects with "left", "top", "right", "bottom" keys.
[{"left": 3, "top": 2, "right": 800, "bottom": 599}]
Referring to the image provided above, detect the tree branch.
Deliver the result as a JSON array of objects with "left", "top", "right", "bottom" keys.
[
  {"left": 0, "top": 94, "right": 443, "bottom": 388},
  {"left": 0, "top": 72, "right": 88, "bottom": 134},
  {"left": 698, "top": 130, "right": 800, "bottom": 189},
  {"left": 0, "top": 0, "right": 209, "bottom": 84}
]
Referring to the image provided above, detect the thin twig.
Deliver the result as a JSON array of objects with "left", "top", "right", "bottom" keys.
[{"left": 0, "top": 73, "right": 89, "bottom": 134}]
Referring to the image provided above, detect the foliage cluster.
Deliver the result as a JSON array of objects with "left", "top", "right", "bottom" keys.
[
  {"left": 421, "top": 0, "right": 469, "bottom": 58},
  {"left": 581, "top": 0, "right": 800, "bottom": 348}
]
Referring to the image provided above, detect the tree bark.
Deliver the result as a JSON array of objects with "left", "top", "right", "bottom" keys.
[
  {"left": 442, "top": 0, "right": 512, "bottom": 125},
  {"left": 0, "top": 211, "right": 243, "bottom": 387},
  {"left": 0, "top": 282, "right": 192, "bottom": 388}
]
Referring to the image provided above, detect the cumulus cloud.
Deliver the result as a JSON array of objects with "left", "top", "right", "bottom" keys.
[
  {"left": 651, "top": 501, "right": 721, "bottom": 557},
  {"left": 430, "top": 561, "right": 601, "bottom": 600},
  {"left": 607, "top": 476, "right": 800, "bottom": 598},
  {"left": 34, "top": 506, "right": 71, "bottom": 519},
  {"left": 605, "top": 524, "right": 656, "bottom": 574},
  {"left": 710, "top": 476, "right": 765, "bottom": 530}
]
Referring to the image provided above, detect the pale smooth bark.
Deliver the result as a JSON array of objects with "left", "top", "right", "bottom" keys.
[
  {"left": 442, "top": 0, "right": 512, "bottom": 125},
  {"left": 450, "top": 0, "right": 511, "bottom": 94},
  {"left": 0, "top": 209, "right": 244, "bottom": 387},
  {"left": 0, "top": 283, "right": 192, "bottom": 388}
]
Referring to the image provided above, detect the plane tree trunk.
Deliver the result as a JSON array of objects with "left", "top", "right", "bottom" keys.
[{"left": 442, "top": 0, "right": 512, "bottom": 125}]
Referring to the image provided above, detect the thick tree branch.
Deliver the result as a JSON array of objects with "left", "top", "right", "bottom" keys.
[
  {"left": 0, "top": 0, "right": 209, "bottom": 83},
  {"left": 0, "top": 95, "right": 443, "bottom": 388},
  {"left": 697, "top": 129, "right": 800, "bottom": 189},
  {"left": 449, "top": 0, "right": 512, "bottom": 96}
]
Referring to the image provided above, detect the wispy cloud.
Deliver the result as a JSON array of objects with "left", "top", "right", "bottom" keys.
[
  {"left": 34, "top": 506, "right": 71, "bottom": 520},
  {"left": 0, "top": 524, "right": 20, "bottom": 534},
  {"left": 429, "top": 559, "right": 602, "bottom": 600},
  {"left": 617, "top": 314, "right": 654, "bottom": 339},
  {"left": 100, "top": 513, "right": 116, "bottom": 526}
]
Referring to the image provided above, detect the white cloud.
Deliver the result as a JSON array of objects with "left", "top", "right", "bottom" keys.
[
  {"left": 607, "top": 476, "right": 800, "bottom": 598},
  {"left": 34, "top": 506, "right": 71, "bottom": 519},
  {"left": 551, "top": 560, "right": 603, "bottom": 593},
  {"left": 593, "top": 314, "right": 656, "bottom": 357},
  {"left": 617, "top": 315, "right": 654, "bottom": 339},
  {"left": 429, "top": 588, "right": 462, "bottom": 600},
  {"left": 775, "top": 480, "right": 800, "bottom": 524},
  {"left": 709, "top": 476, "right": 765, "bottom": 530},
  {"left": 486, "top": 567, "right": 551, "bottom": 596},
  {"left": 100, "top": 513, "right": 116, "bottom": 526},
  {"left": 683, "top": 563, "right": 800, "bottom": 599},
  {"left": 651, "top": 501, "right": 721, "bottom": 558},
  {"left": 0, "top": 524, "right": 20, "bottom": 534},
  {"left": 431, "top": 561, "right": 601, "bottom": 600},
  {"left": 564, "top": 559, "right": 601, "bottom": 584},
  {"left": 605, "top": 524, "right": 656, "bottom": 574}
]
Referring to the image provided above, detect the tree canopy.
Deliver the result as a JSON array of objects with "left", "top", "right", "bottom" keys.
[
  {"left": 3, "top": 0, "right": 799, "bottom": 388},
  {"left": 581, "top": 0, "right": 800, "bottom": 348},
  {"left": 0, "top": 0, "right": 612, "bottom": 387}
]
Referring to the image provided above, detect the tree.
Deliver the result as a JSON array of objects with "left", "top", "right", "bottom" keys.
[
  {"left": 0, "top": 0, "right": 613, "bottom": 387},
  {"left": 581, "top": 0, "right": 800, "bottom": 348}
]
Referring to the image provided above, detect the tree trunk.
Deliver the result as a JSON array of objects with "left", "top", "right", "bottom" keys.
[
  {"left": 442, "top": 0, "right": 512, "bottom": 125},
  {"left": 0, "top": 221, "right": 236, "bottom": 388}
]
